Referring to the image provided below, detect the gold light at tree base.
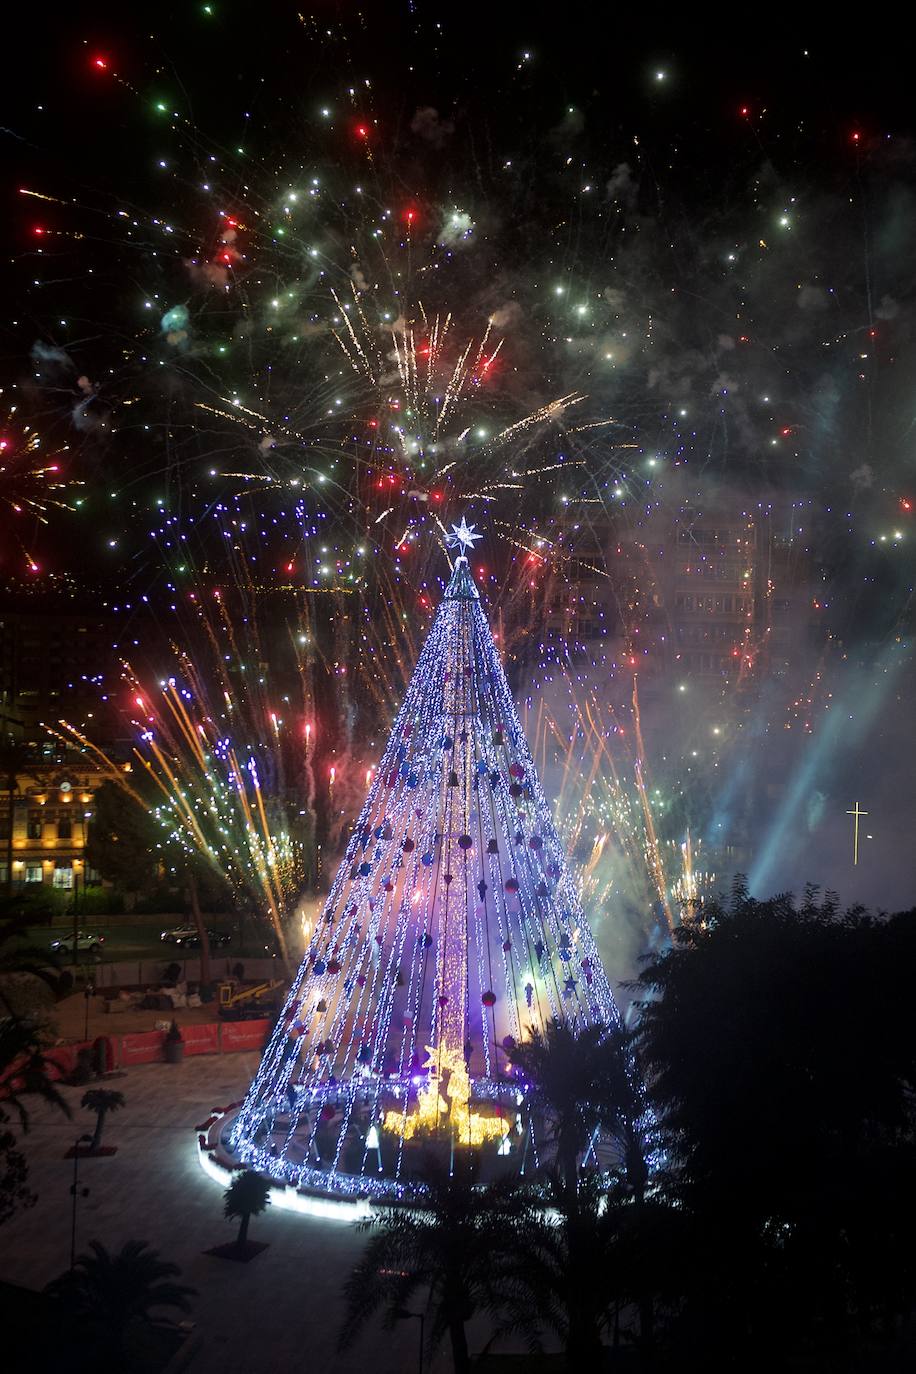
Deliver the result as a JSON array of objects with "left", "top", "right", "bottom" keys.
[{"left": 383, "top": 1043, "right": 511, "bottom": 1148}]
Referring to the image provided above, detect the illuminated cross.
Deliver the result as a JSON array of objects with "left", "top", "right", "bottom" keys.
[{"left": 845, "top": 801, "right": 869, "bottom": 866}]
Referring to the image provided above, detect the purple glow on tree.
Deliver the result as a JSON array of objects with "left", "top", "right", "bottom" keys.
[{"left": 231, "top": 542, "right": 621, "bottom": 1196}]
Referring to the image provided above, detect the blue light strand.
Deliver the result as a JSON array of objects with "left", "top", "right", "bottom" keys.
[{"left": 230, "top": 553, "right": 627, "bottom": 1192}]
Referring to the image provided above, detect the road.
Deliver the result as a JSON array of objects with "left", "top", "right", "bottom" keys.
[{"left": 27, "top": 914, "right": 291, "bottom": 965}]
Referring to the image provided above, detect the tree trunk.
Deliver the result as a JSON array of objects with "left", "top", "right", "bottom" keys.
[
  {"left": 188, "top": 871, "right": 212, "bottom": 985},
  {"left": 557, "top": 1118, "right": 582, "bottom": 1201},
  {"left": 566, "top": 1274, "right": 604, "bottom": 1369},
  {"left": 91, "top": 1108, "right": 106, "bottom": 1151},
  {"left": 627, "top": 1144, "right": 654, "bottom": 1352},
  {"left": 448, "top": 1316, "right": 470, "bottom": 1374},
  {"left": 238, "top": 1212, "right": 250, "bottom": 1248},
  {"left": 635, "top": 1194, "right": 654, "bottom": 1351},
  {"left": 638, "top": 1297, "right": 654, "bottom": 1353}
]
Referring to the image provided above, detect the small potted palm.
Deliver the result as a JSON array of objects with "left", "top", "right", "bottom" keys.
[
  {"left": 81, "top": 1089, "right": 125, "bottom": 1154},
  {"left": 215, "top": 1170, "right": 272, "bottom": 1260},
  {"left": 164, "top": 1020, "right": 184, "bottom": 1064}
]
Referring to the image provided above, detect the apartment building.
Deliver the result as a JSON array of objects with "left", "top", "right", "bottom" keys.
[{"left": 0, "top": 740, "right": 108, "bottom": 892}]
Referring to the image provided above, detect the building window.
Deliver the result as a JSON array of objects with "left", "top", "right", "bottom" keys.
[
  {"left": 52, "top": 865, "right": 73, "bottom": 890},
  {"left": 57, "top": 816, "right": 72, "bottom": 840},
  {"left": 25, "top": 864, "right": 43, "bottom": 885},
  {"left": 27, "top": 812, "right": 43, "bottom": 840},
  {"left": 0, "top": 863, "right": 7, "bottom": 886}
]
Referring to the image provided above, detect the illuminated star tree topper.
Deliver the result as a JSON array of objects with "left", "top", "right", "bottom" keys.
[{"left": 446, "top": 515, "right": 482, "bottom": 557}]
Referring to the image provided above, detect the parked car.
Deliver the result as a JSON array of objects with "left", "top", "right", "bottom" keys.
[
  {"left": 160, "top": 926, "right": 232, "bottom": 949},
  {"left": 50, "top": 931, "right": 105, "bottom": 957}
]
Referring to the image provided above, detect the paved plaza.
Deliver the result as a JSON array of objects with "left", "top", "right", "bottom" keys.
[{"left": 0, "top": 1054, "right": 500, "bottom": 1372}]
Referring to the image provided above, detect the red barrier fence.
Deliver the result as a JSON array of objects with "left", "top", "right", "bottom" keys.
[
  {"left": 1, "top": 1019, "right": 271, "bottom": 1097},
  {"left": 45, "top": 1041, "right": 93, "bottom": 1080},
  {"left": 120, "top": 1030, "right": 167, "bottom": 1066},
  {"left": 119, "top": 1019, "right": 270, "bottom": 1064},
  {"left": 182, "top": 1022, "right": 221, "bottom": 1056},
  {"left": 3, "top": 1038, "right": 97, "bottom": 1093},
  {"left": 218, "top": 1020, "right": 272, "bottom": 1053}
]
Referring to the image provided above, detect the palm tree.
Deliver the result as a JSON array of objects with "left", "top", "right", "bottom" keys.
[
  {"left": 339, "top": 1164, "right": 534, "bottom": 1374},
  {"left": 223, "top": 1169, "right": 271, "bottom": 1249},
  {"left": 0, "top": 1018, "right": 66, "bottom": 1122},
  {"left": 0, "top": 912, "right": 71, "bottom": 1226},
  {"left": 500, "top": 1170, "right": 623, "bottom": 1364},
  {"left": 45, "top": 1239, "right": 195, "bottom": 1366},
  {"left": 513, "top": 1020, "right": 657, "bottom": 1348},
  {"left": 81, "top": 1089, "right": 125, "bottom": 1152},
  {"left": 593, "top": 1025, "right": 652, "bottom": 1202},
  {"left": 591, "top": 1026, "right": 657, "bottom": 1348},
  {"left": 501, "top": 1168, "right": 685, "bottom": 1366},
  {"left": 513, "top": 1016, "right": 642, "bottom": 1198}
]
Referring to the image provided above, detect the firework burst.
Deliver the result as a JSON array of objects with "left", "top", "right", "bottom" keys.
[{"left": 0, "top": 395, "right": 81, "bottom": 571}]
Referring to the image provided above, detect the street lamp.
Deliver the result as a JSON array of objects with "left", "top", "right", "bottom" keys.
[
  {"left": 394, "top": 1308, "right": 425, "bottom": 1374},
  {"left": 69, "top": 1133, "right": 94, "bottom": 1268},
  {"left": 83, "top": 981, "right": 94, "bottom": 1042},
  {"left": 72, "top": 866, "right": 80, "bottom": 968}
]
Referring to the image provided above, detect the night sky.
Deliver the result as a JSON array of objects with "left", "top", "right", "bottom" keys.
[{"left": 2, "top": 5, "right": 913, "bottom": 940}]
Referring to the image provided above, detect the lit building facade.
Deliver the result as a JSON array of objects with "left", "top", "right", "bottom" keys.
[{"left": 0, "top": 742, "right": 104, "bottom": 893}]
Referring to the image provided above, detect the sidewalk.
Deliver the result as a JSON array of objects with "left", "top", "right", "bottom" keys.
[{"left": 0, "top": 1056, "right": 488, "bottom": 1372}]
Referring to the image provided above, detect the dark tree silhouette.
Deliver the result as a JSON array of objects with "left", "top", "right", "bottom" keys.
[
  {"left": 46, "top": 1239, "right": 194, "bottom": 1367},
  {"left": 636, "top": 880, "right": 916, "bottom": 1363},
  {"left": 511, "top": 1018, "right": 648, "bottom": 1201},
  {"left": 499, "top": 1170, "right": 625, "bottom": 1364},
  {"left": 339, "top": 1164, "right": 534, "bottom": 1374},
  {"left": 81, "top": 1089, "right": 125, "bottom": 1152},
  {"left": 223, "top": 1169, "right": 271, "bottom": 1249},
  {"left": 0, "top": 913, "right": 71, "bottom": 1225},
  {"left": 85, "top": 781, "right": 161, "bottom": 896}
]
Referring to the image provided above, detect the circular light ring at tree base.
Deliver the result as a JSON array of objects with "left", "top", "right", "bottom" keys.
[{"left": 228, "top": 549, "right": 627, "bottom": 1202}]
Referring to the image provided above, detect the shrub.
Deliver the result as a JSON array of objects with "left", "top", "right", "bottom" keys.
[
  {"left": 0, "top": 886, "right": 68, "bottom": 924},
  {"left": 67, "top": 886, "right": 124, "bottom": 917}
]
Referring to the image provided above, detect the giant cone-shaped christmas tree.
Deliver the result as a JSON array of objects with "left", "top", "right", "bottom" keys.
[{"left": 230, "top": 524, "right": 622, "bottom": 1198}]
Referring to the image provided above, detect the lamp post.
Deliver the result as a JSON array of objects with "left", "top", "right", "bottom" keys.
[
  {"left": 72, "top": 868, "right": 80, "bottom": 967},
  {"left": 394, "top": 1308, "right": 425, "bottom": 1374},
  {"left": 69, "top": 1133, "right": 94, "bottom": 1269},
  {"left": 83, "top": 981, "right": 94, "bottom": 1042}
]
